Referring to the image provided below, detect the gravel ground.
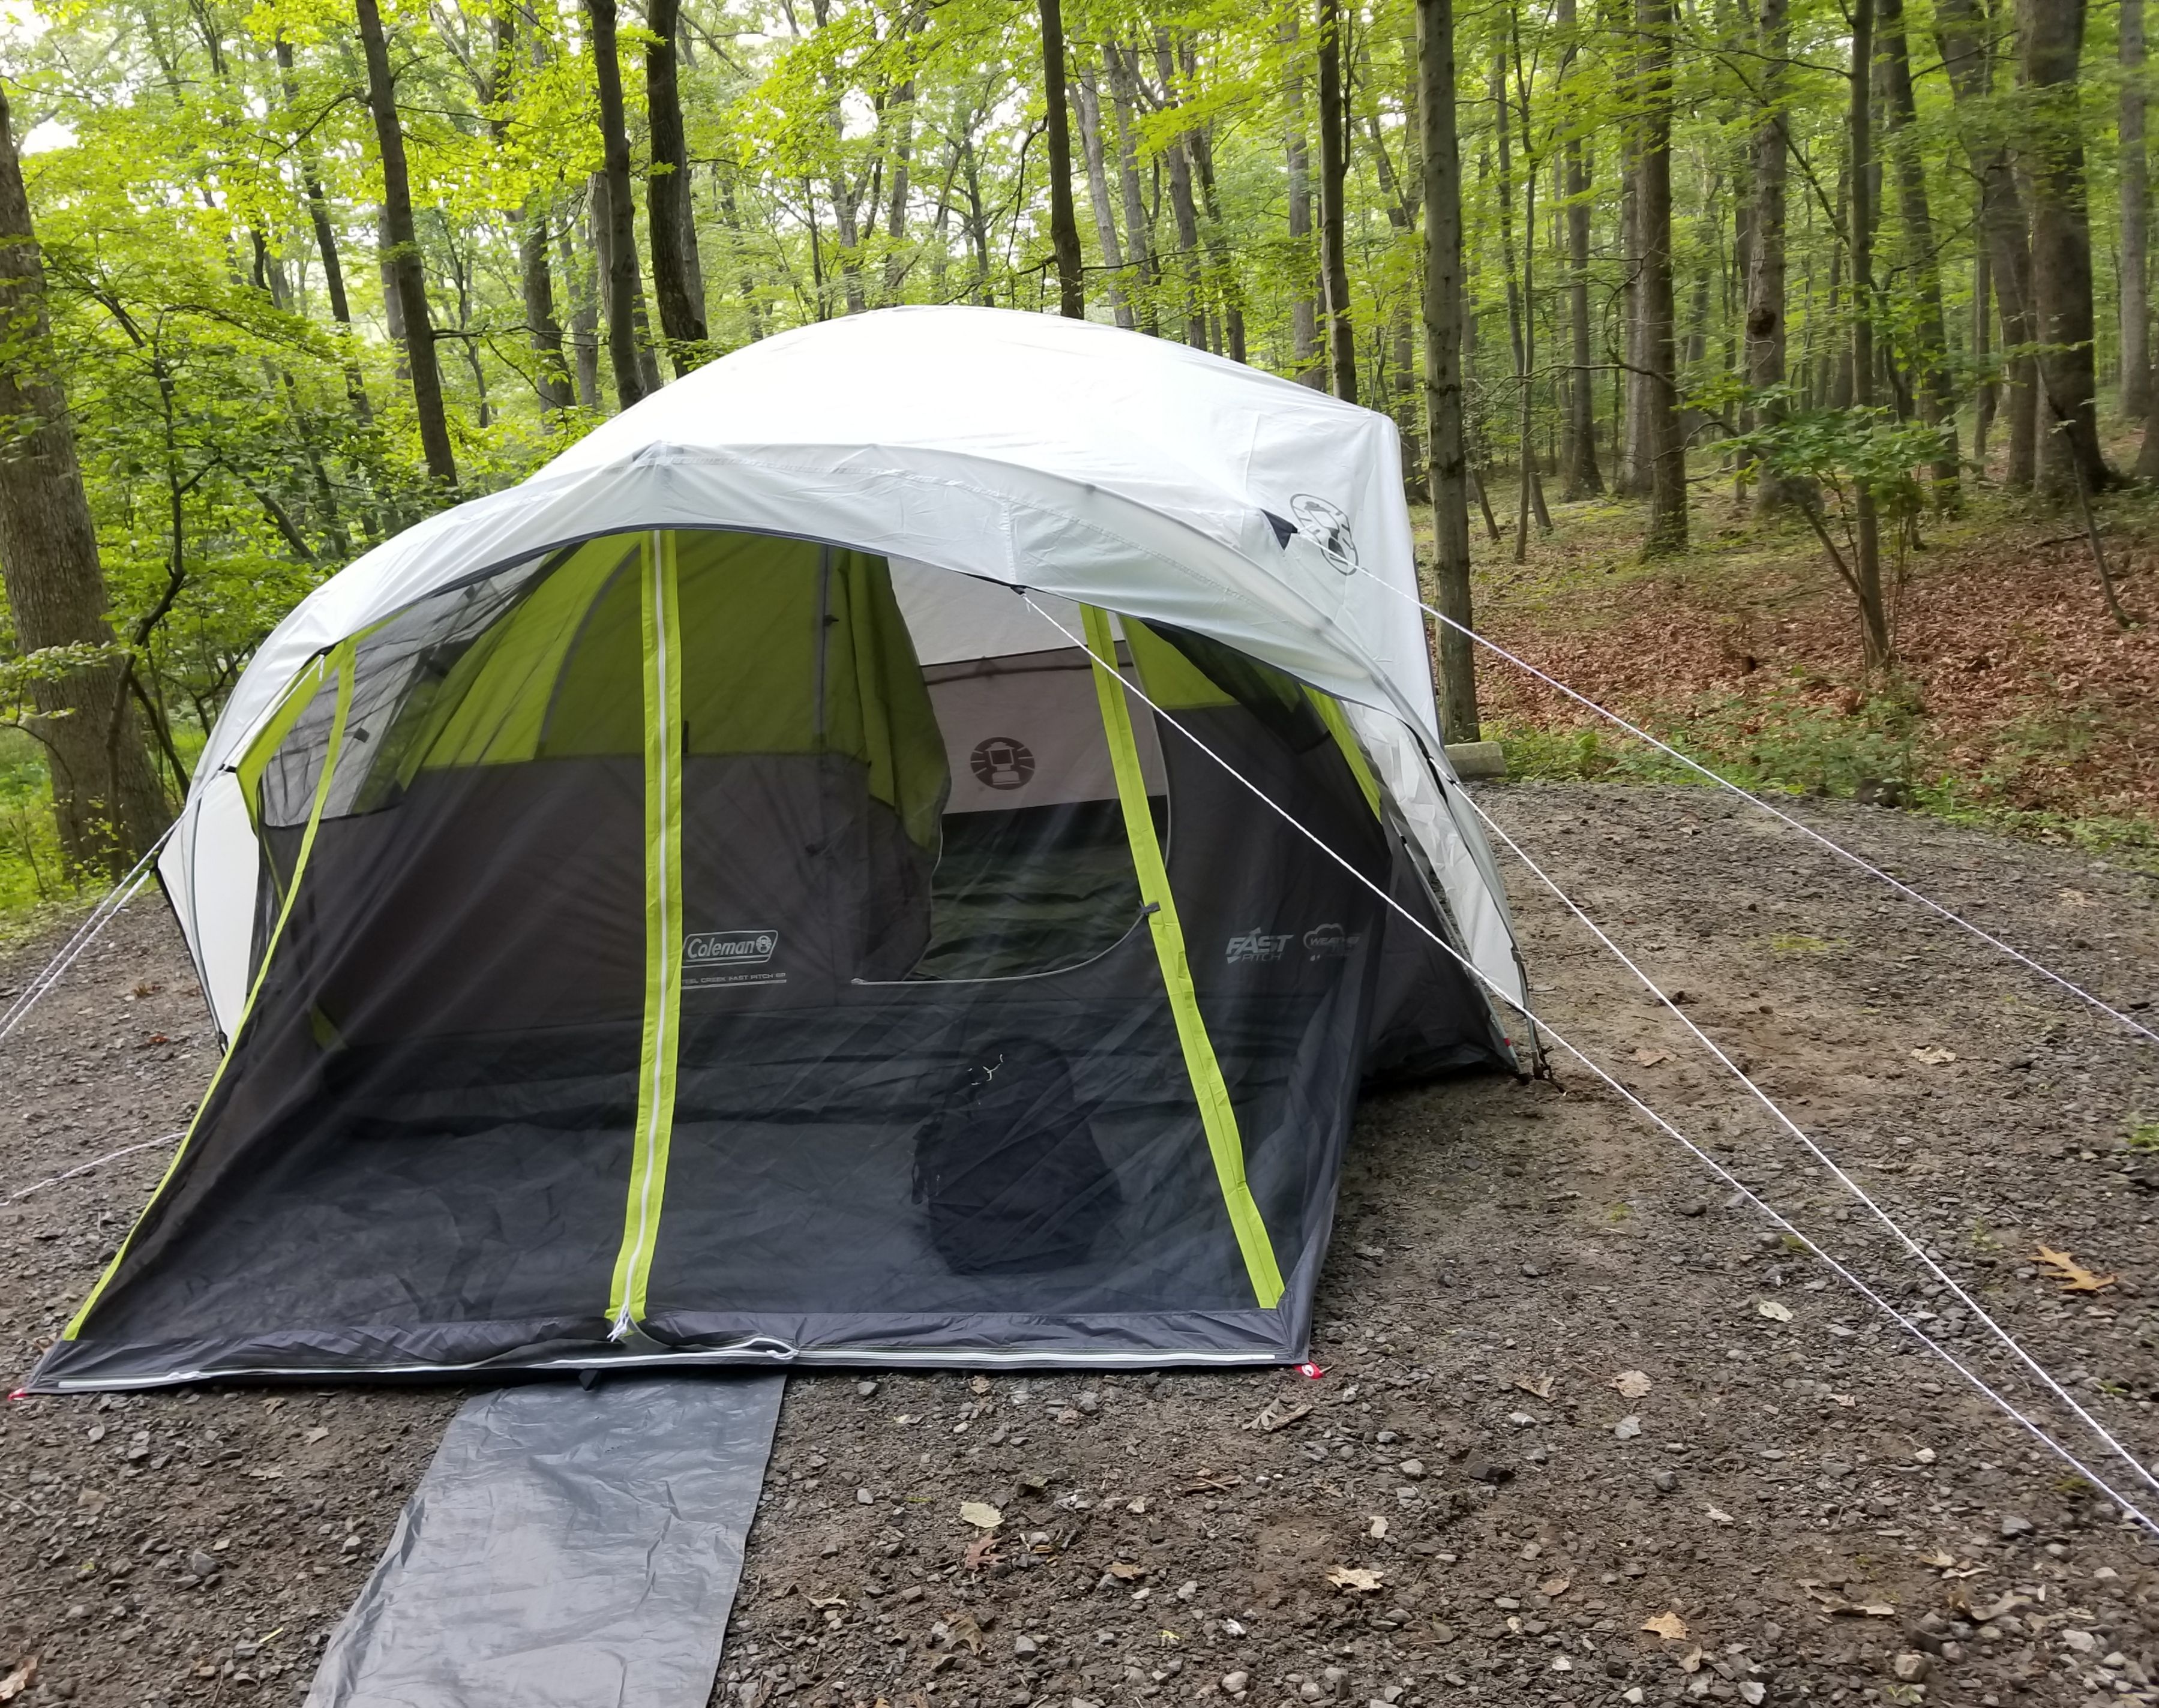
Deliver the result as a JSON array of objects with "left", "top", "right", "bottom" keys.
[{"left": 2, "top": 781, "right": 2155, "bottom": 1708}]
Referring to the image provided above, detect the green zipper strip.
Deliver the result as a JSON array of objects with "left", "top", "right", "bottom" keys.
[
  {"left": 607, "top": 530, "right": 685, "bottom": 1335},
  {"left": 66, "top": 642, "right": 358, "bottom": 1340},
  {"left": 1080, "top": 605, "right": 1285, "bottom": 1310},
  {"left": 1306, "top": 689, "right": 1383, "bottom": 819}
]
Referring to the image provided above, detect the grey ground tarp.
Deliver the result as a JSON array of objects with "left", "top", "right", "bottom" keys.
[{"left": 304, "top": 1376, "right": 784, "bottom": 1708}]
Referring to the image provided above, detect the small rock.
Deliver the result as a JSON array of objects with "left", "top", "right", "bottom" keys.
[
  {"left": 1298, "top": 1682, "right": 1323, "bottom": 1702},
  {"left": 188, "top": 1551, "right": 218, "bottom": 1578},
  {"left": 2061, "top": 1628, "right": 2095, "bottom": 1654},
  {"left": 1221, "top": 1672, "right": 1249, "bottom": 1696},
  {"left": 1891, "top": 1651, "right": 1932, "bottom": 1683},
  {"left": 855, "top": 1380, "right": 880, "bottom": 1398},
  {"left": 1015, "top": 1635, "right": 1039, "bottom": 1657},
  {"left": 1470, "top": 1462, "right": 1513, "bottom": 1485},
  {"left": 1075, "top": 1389, "right": 1100, "bottom": 1414},
  {"left": 1680, "top": 1202, "right": 1707, "bottom": 1217},
  {"left": 1613, "top": 1416, "right": 1642, "bottom": 1440},
  {"left": 1651, "top": 1470, "right": 1677, "bottom": 1495},
  {"left": 1999, "top": 1513, "right": 2035, "bottom": 1539},
  {"left": 1507, "top": 1411, "right": 1536, "bottom": 1429},
  {"left": 856, "top": 1487, "right": 874, "bottom": 1505},
  {"left": 1397, "top": 1458, "right": 1426, "bottom": 1479},
  {"left": 1176, "top": 1580, "right": 1198, "bottom": 1601}
]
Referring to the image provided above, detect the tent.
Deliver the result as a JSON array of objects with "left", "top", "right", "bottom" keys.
[{"left": 32, "top": 307, "right": 1528, "bottom": 1391}]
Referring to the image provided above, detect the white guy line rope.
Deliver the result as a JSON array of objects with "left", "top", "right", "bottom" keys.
[
  {"left": 1357, "top": 569, "right": 2159, "bottom": 1048},
  {"left": 1461, "top": 787, "right": 2159, "bottom": 1502},
  {"left": 7, "top": 1132, "right": 184, "bottom": 1204},
  {"left": 1024, "top": 593, "right": 2159, "bottom": 1540},
  {"left": 0, "top": 826, "right": 174, "bottom": 1048}
]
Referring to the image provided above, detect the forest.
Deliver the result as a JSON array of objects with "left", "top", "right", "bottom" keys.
[{"left": 0, "top": 0, "right": 2151, "bottom": 889}]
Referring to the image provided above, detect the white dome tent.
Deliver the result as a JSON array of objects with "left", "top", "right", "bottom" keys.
[{"left": 35, "top": 307, "right": 1529, "bottom": 1390}]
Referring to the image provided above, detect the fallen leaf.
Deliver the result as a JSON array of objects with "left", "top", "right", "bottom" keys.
[
  {"left": 1757, "top": 1299, "right": 1793, "bottom": 1322},
  {"left": 1641, "top": 1611, "right": 1689, "bottom": 1641},
  {"left": 245, "top": 1466, "right": 284, "bottom": 1480},
  {"left": 1738, "top": 1683, "right": 1766, "bottom": 1706},
  {"left": 1180, "top": 1470, "right": 1242, "bottom": 1493},
  {"left": 1255, "top": 1398, "right": 1313, "bottom": 1433},
  {"left": 1613, "top": 1415, "right": 1642, "bottom": 1440},
  {"left": 1611, "top": 1370, "right": 1653, "bottom": 1399},
  {"left": 948, "top": 1611, "right": 984, "bottom": 1654},
  {"left": 1910, "top": 1046, "right": 1957, "bottom": 1066},
  {"left": 0, "top": 1657, "right": 37, "bottom": 1703},
  {"left": 303, "top": 1426, "right": 329, "bottom": 1445},
  {"left": 1512, "top": 1373, "right": 1555, "bottom": 1400},
  {"left": 2034, "top": 1244, "right": 2116, "bottom": 1293},
  {"left": 1108, "top": 1560, "right": 1148, "bottom": 1580},
  {"left": 1632, "top": 1047, "right": 1672, "bottom": 1066},
  {"left": 1919, "top": 1548, "right": 1956, "bottom": 1570},
  {"left": 1799, "top": 1581, "right": 1897, "bottom": 1617},
  {"left": 1126, "top": 1497, "right": 1147, "bottom": 1514},
  {"left": 1539, "top": 1576, "right": 1570, "bottom": 1597},
  {"left": 2057, "top": 888, "right": 2089, "bottom": 906},
  {"left": 1367, "top": 1515, "right": 1389, "bottom": 1540},
  {"left": 807, "top": 1592, "right": 847, "bottom": 1609},
  {"left": 1705, "top": 1506, "right": 1733, "bottom": 1526},
  {"left": 958, "top": 1501, "right": 1003, "bottom": 1529},
  {"left": 1326, "top": 1566, "right": 1384, "bottom": 1593},
  {"left": 1678, "top": 1646, "right": 1705, "bottom": 1674},
  {"left": 962, "top": 1535, "right": 1001, "bottom": 1570},
  {"left": 968, "top": 1375, "right": 989, "bottom": 1395}
]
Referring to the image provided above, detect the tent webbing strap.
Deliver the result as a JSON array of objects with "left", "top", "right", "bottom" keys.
[
  {"left": 1080, "top": 605, "right": 1284, "bottom": 1310},
  {"left": 1306, "top": 689, "right": 1383, "bottom": 819},
  {"left": 67, "top": 641, "right": 359, "bottom": 1340},
  {"left": 608, "top": 532, "right": 685, "bottom": 1335}
]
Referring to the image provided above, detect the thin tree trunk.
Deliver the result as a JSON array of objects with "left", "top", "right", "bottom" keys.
[
  {"left": 1973, "top": 242, "right": 1995, "bottom": 466},
  {"left": 1849, "top": 0, "right": 1891, "bottom": 669},
  {"left": 1039, "top": 0, "right": 1085, "bottom": 317},
  {"left": 1418, "top": 0, "right": 1477, "bottom": 738},
  {"left": 355, "top": 0, "right": 456, "bottom": 484},
  {"left": 0, "top": 86, "right": 166, "bottom": 869},
  {"left": 1152, "top": 34, "right": 1209, "bottom": 347},
  {"left": 584, "top": 0, "right": 648, "bottom": 409},
  {"left": 1880, "top": 0, "right": 1960, "bottom": 506},
  {"left": 1074, "top": 61, "right": 1132, "bottom": 328},
  {"left": 1619, "top": 150, "right": 1655, "bottom": 495},
  {"left": 1284, "top": 13, "right": 1322, "bottom": 384},
  {"left": 2020, "top": 0, "right": 2113, "bottom": 499},
  {"left": 560, "top": 214, "right": 602, "bottom": 408},
  {"left": 1185, "top": 85, "right": 1248, "bottom": 364},
  {"left": 2122, "top": 0, "right": 2152, "bottom": 419},
  {"left": 486, "top": 8, "right": 572, "bottom": 414},
  {"left": 1638, "top": 0, "right": 1686, "bottom": 553},
  {"left": 275, "top": 35, "right": 373, "bottom": 427},
  {"left": 1557, "top": 0, "right": 1601, "bottom": 497},
  {"left": 1317, "top": 0, "right": 1358, "bottom": 400},
  {"left": 1105, "top": 45, "right": 1160, "bottom": 335},
  {"left": 644, "top": 0, "right": 707, "bottom": 376},
  {"left": 1744, "top": 0, "right": 1794, "bottom": 514},
  {"left": 881, "top": 80, "right": 916, "bottom": 302}
]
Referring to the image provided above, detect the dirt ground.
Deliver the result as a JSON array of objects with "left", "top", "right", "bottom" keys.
[{"left": 2, "top": 781, "right": 2156, "bottom": 1708}]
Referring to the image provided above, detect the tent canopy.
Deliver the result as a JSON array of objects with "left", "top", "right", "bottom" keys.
[{"left": 33, "top": 308, "right": 1527, "bottom": 1391}]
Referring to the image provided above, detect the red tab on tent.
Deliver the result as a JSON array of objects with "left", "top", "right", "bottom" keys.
[{"left": 1296, "top": 1361, "right": 1326, "bottom": 1380}]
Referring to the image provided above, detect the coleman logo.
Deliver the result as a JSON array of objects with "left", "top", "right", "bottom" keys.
[
  {"left": 1290, "top": 494, "right": 1359, "bottom": 574},
  {"left": 970, "top": 736, "right": 1036, "bottom": 790},
  {"left": 685, "top": 929, "right": 778, "bottom": 966},
  {"left": 1227, "top": 928, "right": 1294, "bottom": 965},
  {"left": 1303, "top": 923, "right": 1364, "bottom": 960}
]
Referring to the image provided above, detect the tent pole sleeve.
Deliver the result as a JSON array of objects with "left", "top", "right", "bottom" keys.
[
  {"left": 1079, "top": 604, "right": 1285, "bottom": 1310},
  {"left": 1306, "top": 689, "right": 1383, "bottom": 818},
  {"left": 608, "top": 530, "right": 685, "bottom": 1336},
  {"left": 65, "top": 642, "right": 359, "bottom": 1340}
]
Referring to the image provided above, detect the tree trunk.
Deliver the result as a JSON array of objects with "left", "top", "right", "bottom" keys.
[
  {"left": 1037, "top": 0, "right": 1086, "bottom": 318},
  {"left": 1184, "top": 82, "right": 1248, "bottom": 364},
  {"left": 1317, "top": 0, "right": 1358, "bottom": 400},
  {"left": 644, "top": 0, "right": 707, "bottom": 376},
  {"left": 1105, "top": 45, "right": 1160, "bottom": 336},
  {"left": 2020, "top": 0, "right": 2113, "bottom": 499},
  {"left": 1973, "top": 242, "right": 1996, "bottom": 465},
  {"left": 1152, "top": 34, "right": 1209, "bottom": 348},
  {"left": 1938, "top": 0, "right": 2038, "bottom": 486},
  {"left": 0, "top": 86, "right": 167, "bottom": 871},
  {"left": 275, "top": 35, "right": 374, "bottom": 427},
  {"left": 1638, "top": 0, "right": 1686, "bottom": 554},
  {"left": 1880, "top": 0, "right": 1960, "bottom": 506},
  {"left": 1074, "top": 62, "right": 1132, "bottom": 328},
  {"left": 1744, "top": 0, "right": 1794, "bottom": 514},
  {"left": 1618, "top": 152, "right": 1655, "bottom": 495},
  {"left": 881, "top": 80, "right": 916, "bottom": 302},
  {"left": 1557, "top": 0, "right": 1601, "bottom": 497},
  {"left": 584, "top": 0, "right": 649, "bottom": 408},
  {"left": 560, "top": 214, "right": 602, "bottom": 409},
  {"left": 1849, "top": 0, "right": 1892, "bottom": 669},
  {"left": 1418, "top": 0, "right": 1477, "bottom": 739},
  {"left": 1284, "top": 14, "right": 1322, "bottom": 385},
  {"left": 355, "top": 0, "right": 457, "bottom": 485},
  {"left": 485, "top": 8, "right": 572, "bottom": 414},
  {"left": 2122, "top": 0, "right": 2152, "bottom": 419}
]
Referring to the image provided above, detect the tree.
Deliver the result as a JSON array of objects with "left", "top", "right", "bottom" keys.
[
  {"left": 1848, "top": 0, "right": 1891, "bottom": 669},
  {"left": 1638, "top": 0, "right": 1686, "bottom": 556},
  {"left": 2020, "top": 0, "right": 2113, "bottom": 500},
  {"left": 2122, "top": 0, "right": 2152, "bottom": 423},
  {"left": 355, "top": 0, "right": 458, "bottom": 485},
  {"left": 645, "top": 0, "right": 710, "bottom": 374},
  {"left": 1038, "top": 0, "right": 1085, "bottom": 318},
  {"left": 1317, "top": 0, "right": 1358, "bottom": 400},
  {"left": 1419, "top": 0, "right": 1477, "bottom": 739},
  {"left": 1743, "top": 0, "right": 1794, "bottom": 514},
  {"left": 1879, "top": 0, "right": 1958, "bottom": 507},
  {"left": 1556, "top": 0, "right": 1601, "bottom": 499},
  {"left": 584, "top": 0, "right": 650, "bottom": 409},
  {"left": 0, "top": 85, "right": 167, "bottom": 872}
]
